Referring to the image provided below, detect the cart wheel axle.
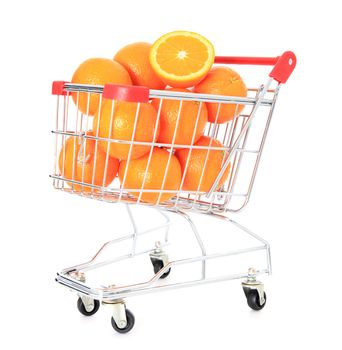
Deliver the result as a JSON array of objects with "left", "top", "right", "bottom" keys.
[
  {"left": 77, "top": 297, "right": 100, "bottom": 316},
  {"left": 151, "top": 258, "right": 171, "bottom": 279},
  {"left": 245, "top": 288, "right": 267, "bottom": 311},
  {"left": 111, "top": 309, "right": 135, "bottom": 333}
]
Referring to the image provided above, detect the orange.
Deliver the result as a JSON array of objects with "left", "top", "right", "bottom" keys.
[
  {"left": 175, "top": 136, "right": 230, "bottom": 192},
  {"left": 71, "top": 58, "right": 132, "bottom": 116},
  {"left": 151, "top": 88, "right": 208, "bottom": 146},
  {"left": 93, "top": 100, "right": 159, "bottom": 160},
  {"left": 149, "top": 31, "right": 215, "bottom": 88},
  {"left": 114, "top": 42, "right": 166, "bottom": 90},
  {"left": 118, "top": 148, "right": 182, "bottom": 204},
  {"left": 58, "top": 132, "right": 119, "bottom": 192},
  {"left": 194, "top": 66, "right": 247, "bottom": 124}
]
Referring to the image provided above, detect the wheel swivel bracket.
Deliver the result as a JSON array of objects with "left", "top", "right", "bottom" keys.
[
  {"left": 241, "top": 268, "right": 266, "bottom": 306},
  {"left": 149, "top": 241, "right": 169, "bottom": 266}
]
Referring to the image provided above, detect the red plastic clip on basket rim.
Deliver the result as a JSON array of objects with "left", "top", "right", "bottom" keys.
[{"left": 52, "top": 51, "right": 296, "bottom": 101}]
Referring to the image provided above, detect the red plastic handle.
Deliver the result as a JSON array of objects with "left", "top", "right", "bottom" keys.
[
  {"left": 214, "top": 51, "right": 296, "bottom": 84},
  {"left": 269, "top": 51, "right": 296, "bottom": 84},
  {"left": 103, "top": 84, "right": 149, "bottom": 102},
  {"left": 215, "top": 56, "right": 279, "bottom": 65}
]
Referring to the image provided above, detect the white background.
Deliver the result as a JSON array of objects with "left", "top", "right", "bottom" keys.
[{"left": 1, "top": 0, "right": 341, "bottom": 348}]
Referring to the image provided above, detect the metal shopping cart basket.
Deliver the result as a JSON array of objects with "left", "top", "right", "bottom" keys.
[{"left": 51, "top": 52, "right": 296, "bottom": 333}]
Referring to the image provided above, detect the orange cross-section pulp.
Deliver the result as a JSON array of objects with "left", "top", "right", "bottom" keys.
[{"left": 150, "top": 31, "right": 215, "bottom": 88}]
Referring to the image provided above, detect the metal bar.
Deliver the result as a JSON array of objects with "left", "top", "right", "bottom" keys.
[
  {"left": 118, "top": 102, "right": 141, "bottom": 202},
  {"left": 266, "top": 244, "right": 272, "bottom": 275},
  {"left": 50, "top": 175, "right": 248, "bottom": 197},
  {"left": 63, "top": 83, "right": 273, "bottom": 106},
  {"left": 91, "top": 93, "right": 103, "bottom": 197},
  {"left": 173, "top": 101, "right": 204, "bottom": 208},
  {"left": 176, "top": 210, "right": 207, "bottom": 279},
  {"left": 82, "top": 93, "right": 91, "bottom": 193},
  {"left": 101, "top": 269, "right": 269, "bottom": 300},
  {"left": 156, "top": 100, "right": 183, "bottom": 205},
  {"left": 100, "top": 98, "right": 112, "bottom": 193},
  {"left": 126, "top": 205, "right": 139, "bottom": 256},
  {"left": 63, "top": 82, "right": 275, "bottom": 92},
  {"left": 208, "top": 213, "right": 270, "bottom": 246},
  {"left": 224, "top": 90, "right": 261, "bottom": 208},
  {"left": 60, "top": 243, "right": 267, "bottom": 289},
  {"left": 198, "top": 212, "right": 272, "bottom": 273},
  {"left": 136, "top": 98, "right": 163, "bottom": 204},
  {"left": 227, "top": 85, "right": 281, "bottom": 213},
  {"left": 102, "top": 99, "right": 115, "bottom": 197},
  {"left": 212, "top": 104, "right": 240, "bottom": 211},
  {"left": 51, "top": 132, "right": 260, "bottom": 153},
  {"left": 59, "top": 94, "right": 68, "bottom": 190},
  {"left": 60, "top": 221, "right": 171, "bottom": 275},
  {"left": 207, "top": 78, "right": 274, "bottom": 197},
  {"left": 53, "top": 95, "right": 60, "bottom": 188},
  {"left": 103, "top": 246, "right": 267, "bottom": 294},
  {"left": 70, "top": 92, "right": 80, "bottom": 193},
  {"left": 57, "top": 268, "right": 269, "bottom": 301},
  {"left": 192, "top": 103, "right": 222, "bottom": 209},
  {"left": 150, "top": 90, "right": 273, "bottom": 106},
  {"left": 156, "top": 209, "right": 171, "bottom": 243},
  {"left": 76, "top": 245, "right": 168, "bottom": 273}
]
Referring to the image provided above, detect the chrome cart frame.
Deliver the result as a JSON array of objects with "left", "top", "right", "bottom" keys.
[{"left": 51, "top": 51, "right": 296, "bottom": 333}]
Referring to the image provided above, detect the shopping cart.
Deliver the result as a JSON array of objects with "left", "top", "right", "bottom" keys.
[{"left": 51, "top": 52, "right": 296, "bottom": 333}]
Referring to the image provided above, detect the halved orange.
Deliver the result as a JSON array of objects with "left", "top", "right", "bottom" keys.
[{"left": 149, "top": 31, "right": 215, "bottom": 88}]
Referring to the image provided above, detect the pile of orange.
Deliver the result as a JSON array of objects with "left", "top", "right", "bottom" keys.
[{"left": 60, "top": 31, "right": 248, "bottom": 204}]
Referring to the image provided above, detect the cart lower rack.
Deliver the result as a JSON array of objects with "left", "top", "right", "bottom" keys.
[{"left": 51, "top": 52, "right": 296, "bottom": 333}]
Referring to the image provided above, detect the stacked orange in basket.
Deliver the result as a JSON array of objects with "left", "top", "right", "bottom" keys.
[{"left": 59, "top": 31, "right": 247, "bottom": 204}]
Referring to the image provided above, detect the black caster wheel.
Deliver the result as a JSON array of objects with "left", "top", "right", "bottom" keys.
[
  {"left": 151, "top": 258, "right": 171, "bottom": 279},
  {"left": 77, "top": 297, "right": 100, "bottom": 316},
  {"left": 245, "top": 289, "right": 267, "bottom": 311},
  {"left": 111, "top": 309, "right": 135, "bottom": 334}
]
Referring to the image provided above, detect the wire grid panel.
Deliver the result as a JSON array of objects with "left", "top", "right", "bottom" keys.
[{"left": 51, "top": 84, "right": 278, "bottom": 213}]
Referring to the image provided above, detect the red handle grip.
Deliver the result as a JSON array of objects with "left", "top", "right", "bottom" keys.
[
  {"left": 269, "top": 51, "right": 296, "bottom": 84},
  {"left": 214, "top": 51, "right": 296, "bottom": 84},
  {"left": 215, "top": 56, "right": 279, "bottom": 65},
  {"left": 103, "top": 84, "right": 149, "bottom": 102}
]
